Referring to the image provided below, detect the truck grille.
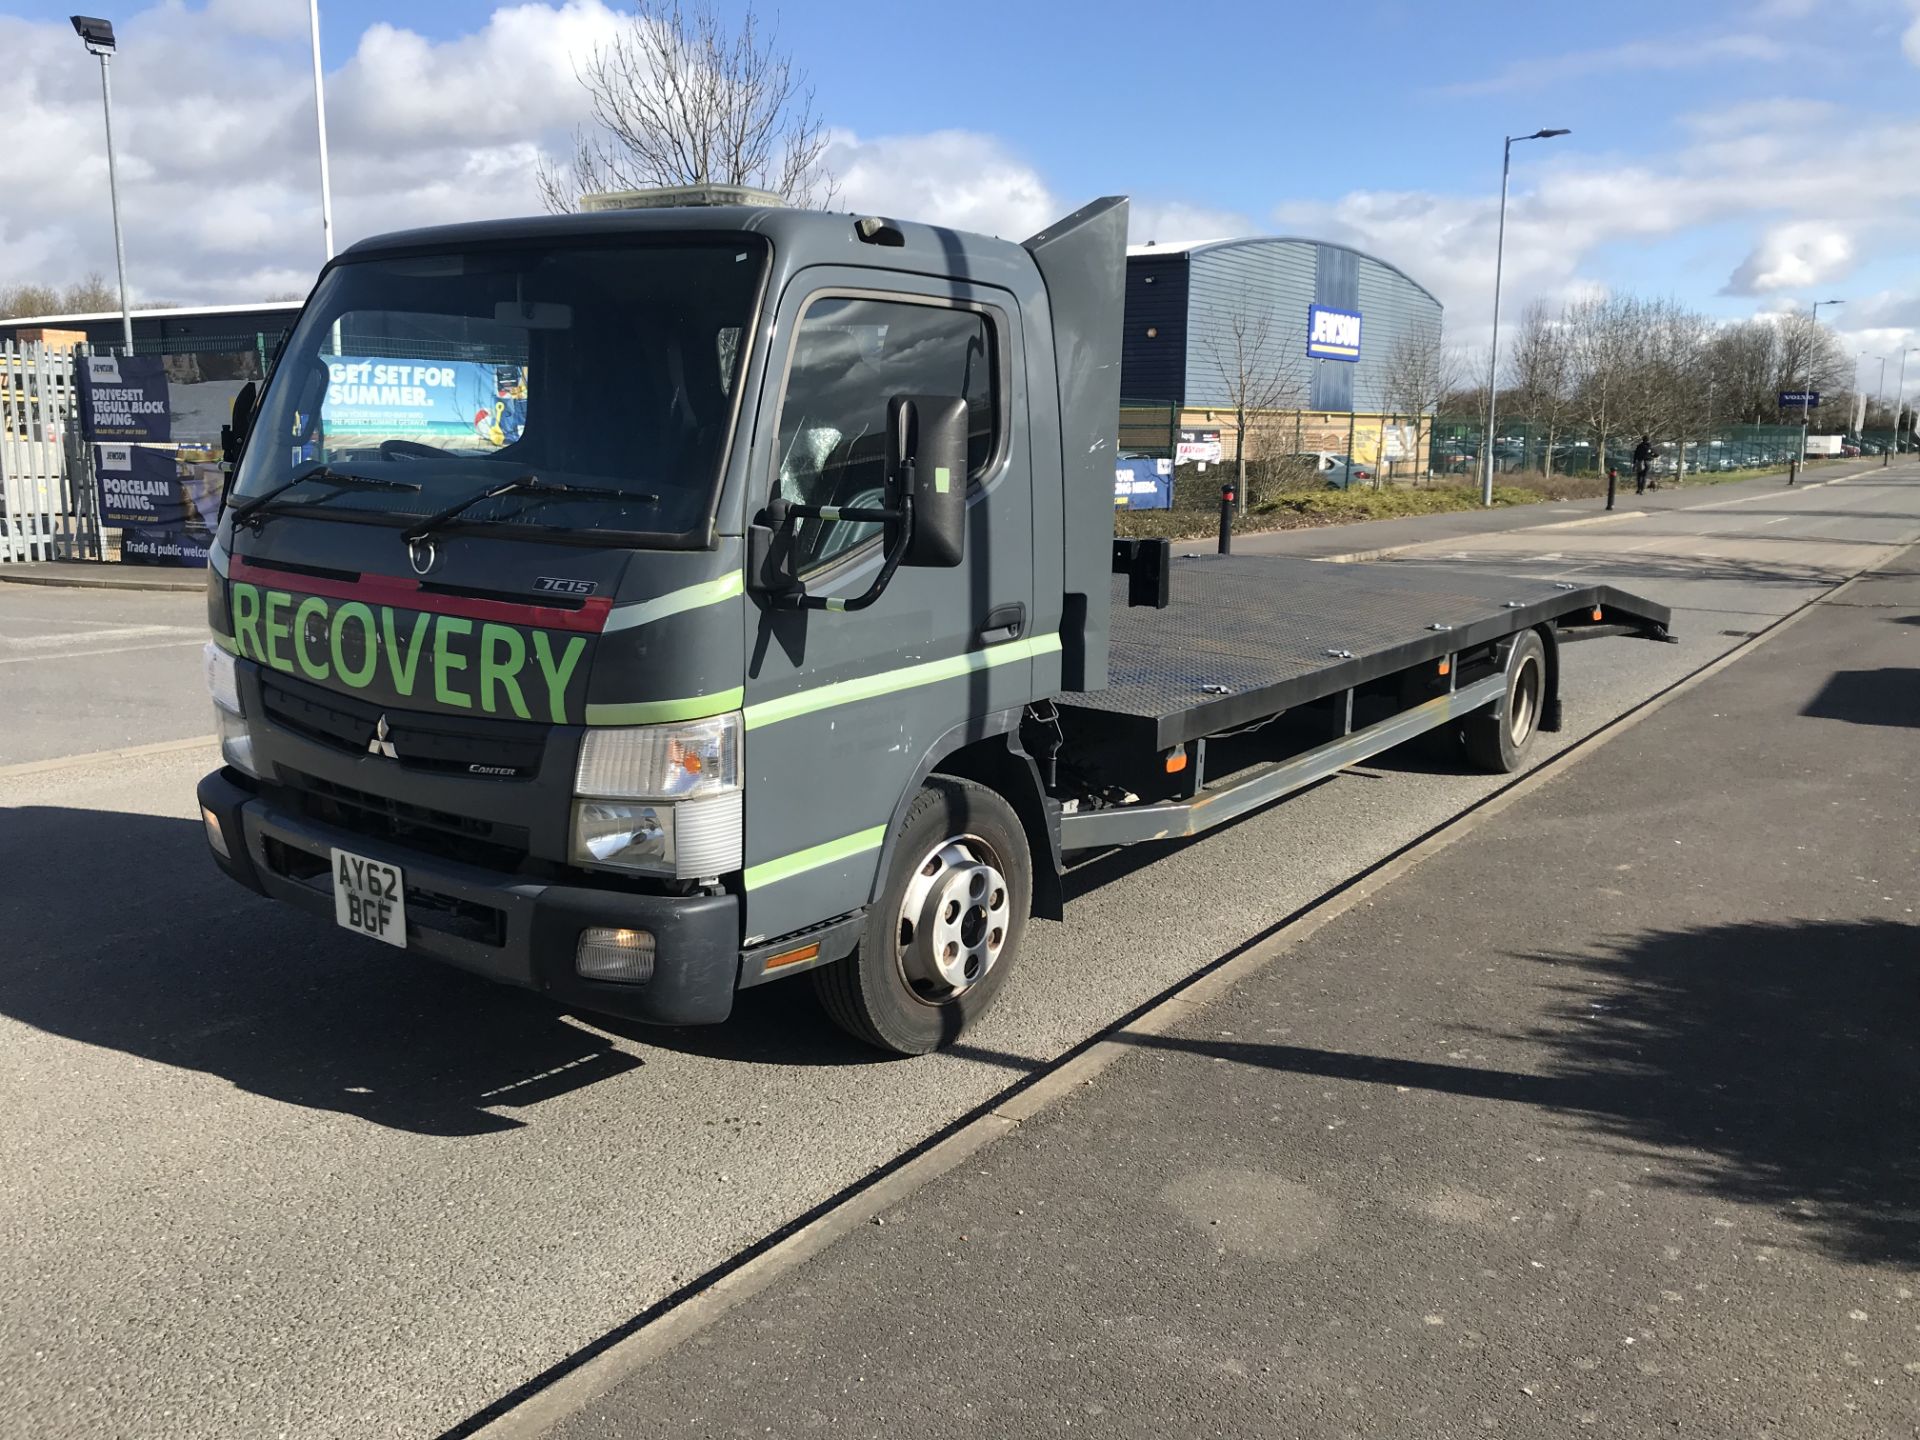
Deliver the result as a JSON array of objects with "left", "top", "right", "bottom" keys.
[
  {"left": 260, "top": 676, "right": 549, "bottom": 779},
  {"left": 279, "top": 769, "right": 532, "bottom": 873}
]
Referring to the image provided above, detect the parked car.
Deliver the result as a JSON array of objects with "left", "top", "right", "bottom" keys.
[{"left": 1288, "top": 451, "right": 1374, "bottom": 490}]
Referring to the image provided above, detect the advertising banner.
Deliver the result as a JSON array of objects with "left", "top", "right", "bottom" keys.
[
  {"left": 1176, "top": 426, "right": 1223, "bottom": 465},
  {"left": 120, "top": 526, "right": 213, "bottom": 568},
  {"left": 323, "top": 356, "right": 527, "bottom": 449},
  {"left": 1114, "top": 458, "right": 1173, "bottom": 509},
  {"left": 95, "top": 442, "right": 220, "bottom": 566},
  {"left": 76, "top": 354, "right": 172, "bottom": 441}
]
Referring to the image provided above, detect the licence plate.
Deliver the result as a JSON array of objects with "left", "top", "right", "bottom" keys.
[{"left": 331, "top": 847, "right": 407, "bottom": 949}]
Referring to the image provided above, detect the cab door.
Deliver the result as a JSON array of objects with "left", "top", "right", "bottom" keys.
[{"left": 738, "top": 269, "right": 1037, "bottom": 944}]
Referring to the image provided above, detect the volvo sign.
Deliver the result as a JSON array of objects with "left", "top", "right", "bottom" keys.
[{"left": 1306, "top": 304, "right": 1362, "bottom": 362}]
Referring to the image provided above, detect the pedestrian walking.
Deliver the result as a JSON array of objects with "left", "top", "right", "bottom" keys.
[{"left": 1633, "top": 434, "right": 1654, "bottom": 495}]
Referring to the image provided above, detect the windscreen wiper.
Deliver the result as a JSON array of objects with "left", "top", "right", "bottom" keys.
[
  {"left": 227, "top": 465, "right": 422, "bottom": 531},
  {"left": 400, "top": 473, "right": 659, "bottom": 545}
]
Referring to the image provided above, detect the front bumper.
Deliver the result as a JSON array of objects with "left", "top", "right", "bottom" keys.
[{"left": 197, "top": 768, "right": 739, "bottom": 1025}]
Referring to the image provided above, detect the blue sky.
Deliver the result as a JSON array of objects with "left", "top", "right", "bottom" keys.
[{"left": 5, "top": 0, "right": 1918, "bottom": 369}]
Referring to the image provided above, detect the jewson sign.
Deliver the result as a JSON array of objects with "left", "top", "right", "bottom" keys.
[{"left": 1306, "top": 305, "right": 1363, "bottom": 362}]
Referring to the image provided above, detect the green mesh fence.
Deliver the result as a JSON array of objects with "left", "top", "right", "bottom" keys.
[{"left": 1432, "top": 420, "right": 1813, "bottom": 477}]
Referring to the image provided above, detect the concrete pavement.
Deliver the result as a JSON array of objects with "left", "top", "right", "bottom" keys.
[
  {"left": 549, "top": 548, "right": 1920, "bottom": 1440},
  {"left": 2, "top": 467, "right": 1917, "bottom": 1439}
]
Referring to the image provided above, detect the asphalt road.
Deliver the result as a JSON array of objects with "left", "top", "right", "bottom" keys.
[
  {"left": 2, "top": 462, "right": 1916, "bottom": 1438},
  {"left": 559, "top": 545, "right": 1920, "bottom": 1440},
  {"left": 0, "top": 583, "right": 209, "bottom": 764}
]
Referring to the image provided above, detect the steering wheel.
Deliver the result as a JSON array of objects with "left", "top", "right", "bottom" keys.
[{"left": 379, "top": 438, "right": 460, "bottom": 460}]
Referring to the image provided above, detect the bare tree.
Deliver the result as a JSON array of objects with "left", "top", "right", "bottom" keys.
[
  {"left": 1770, "top": 310, "right": 1849, "bottom": 424},
  {"left": 538, "top": 0, "right": 835, "bottom": 212},
  {"left": 61, "top": 272, "right": 120, "bottom": 313},
  {"left": 1504, "top": 301, "right": 1572, "bottom": 476},
  {"left": 0, "top": 283, "right": 61, "bottom": 319},
  {"left": 1380, "top": 319, "right": 1457, "bottom": 480},
  {"left": 1196, "top": 299, "right": 1306, "bottom": 512}
]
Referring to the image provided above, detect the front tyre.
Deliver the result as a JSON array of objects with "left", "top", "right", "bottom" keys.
[
  {"left": 1464, "top": 628, "right": 1547, "bottom": 774},
  {"left": 814, "top": 777, "right": 1031, "bottom": 1055}
]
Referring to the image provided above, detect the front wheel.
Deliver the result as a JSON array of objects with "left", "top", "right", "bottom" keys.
[
  {"left": 813, "top": 777, "right": 1031, "bottom": 1055},
  {"left": 1464, "top": 628, "right": 1547, "bottom": 774}
]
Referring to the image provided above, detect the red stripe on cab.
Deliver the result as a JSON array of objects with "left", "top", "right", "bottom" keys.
[{"left": 227, "top": 556, "right": 612, "bottom": 634}]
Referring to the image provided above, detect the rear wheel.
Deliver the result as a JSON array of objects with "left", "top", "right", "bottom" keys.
[
  {"left": 814, "top": 777, "right": 1031, "bottom": 1055},
  {"left": 1464, "top": 628, "right": 1547, "bottom": 774}
]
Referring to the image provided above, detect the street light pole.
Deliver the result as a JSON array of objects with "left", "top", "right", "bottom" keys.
[
  {"left": 1483, "top": 127, "right": 1569, "bottom": 507},
  {"left": 309, "top": 0, "right": 335, "bottom": 260},
  {"left": 1874, "top": 353, "right": 1890, "bottom": 465},
  {"left": 71, "top": 16, "right": 132, "bottom": 350},
  {"left": 1897, "top": 347, "right": 1918, "bottom": 459},
  {"left": 1798, "top": 298, "right": 1842, "bottom": 478}
]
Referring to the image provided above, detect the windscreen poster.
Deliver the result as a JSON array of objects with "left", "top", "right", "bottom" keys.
[{"left": 322, "top": 356, "right": 526, "bottom": 449}]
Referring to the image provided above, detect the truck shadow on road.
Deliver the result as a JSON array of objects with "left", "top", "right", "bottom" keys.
[
  {"left": 1118, "top": 917, "right": 1918, "bottom": 1268},
  {"left": 1, "top": 807, "right": 648, "bottom": 1137},
  {"left": 1801, "top": 668, "right": 1920, "bottom": 728}
]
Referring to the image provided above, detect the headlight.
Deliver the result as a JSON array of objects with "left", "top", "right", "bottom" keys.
[
  {"left": 576, "top": 714, "right": 740, "bottom": 800},
  {"left": 216, "top": 705, "right": 259, "bottom": 779},
  {"left": 205, "top": 641, "right": 241, "bottom": 715},
  {"left": 572, "top": 715, "right": 744, "bottom": 878},
  {"left": 572, "top": 801, "right": 673, "bottom": 868}
]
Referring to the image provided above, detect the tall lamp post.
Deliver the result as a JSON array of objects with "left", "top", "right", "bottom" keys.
[
  {"left": 1483, "top": 127, "right": 1570, "bottom": 506},
  {"left": 1897, "top": 347, "right": 1919, "bottom": 460},
  {"left": 69, "top": 16, "right": 133, "bottom": 351},
  {"left": 1869, "top": 353, "right": 1889, "bottom": 461},
  {"left": 309, "top": 0, "right": 335, "bottom": 260},
  {"left": 1797, "top": 298, "right": 1842, "bottom": 477}
]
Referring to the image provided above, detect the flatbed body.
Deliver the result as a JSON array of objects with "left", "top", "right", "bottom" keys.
[{"left": 1058, "top": 553, "right": 1672, "bottom": 749}]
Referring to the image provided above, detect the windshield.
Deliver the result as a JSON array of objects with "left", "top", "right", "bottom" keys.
[{"left": 231, "top": 238, "right": 767, "bottom": 541}]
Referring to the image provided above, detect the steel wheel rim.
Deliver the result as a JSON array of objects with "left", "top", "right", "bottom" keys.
[
  {"left": 895, "top": 832, "right": 1010, "bottom": 1005},
  {"left": 1509, "top": 655, "right": 1542, "bottom": 746}
]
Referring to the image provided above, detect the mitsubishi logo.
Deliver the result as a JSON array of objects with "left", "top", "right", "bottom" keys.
[{"left": 367, "top": 714, "right": 399, "bottom": 759}]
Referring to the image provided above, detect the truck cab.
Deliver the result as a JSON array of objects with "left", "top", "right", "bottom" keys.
[{"left": 198, "top": 196, "right": 1127, "bottom": 1054}]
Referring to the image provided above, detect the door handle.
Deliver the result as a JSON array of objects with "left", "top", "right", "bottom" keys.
[{"left": 978, "top": 603, "right": 1026, "bottom": 645}]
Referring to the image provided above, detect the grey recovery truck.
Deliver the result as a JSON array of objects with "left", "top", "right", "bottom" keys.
[{"left": 196, "top": 195, "right": 1671, "bottom": 1054}]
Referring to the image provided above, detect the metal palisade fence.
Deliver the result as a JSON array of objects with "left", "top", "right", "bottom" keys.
[{"left": 0, "top": 341, "right": 100, "bottom": 562}]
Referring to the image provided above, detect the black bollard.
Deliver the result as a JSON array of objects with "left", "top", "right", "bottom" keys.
[
  {"left": 1218, "top": 484, "right": 1236, "bottom": 554},
  {"left": 1606, "top": 466, "right": 1617, "bottom": 512},
  {"left": 1788, "top": 458, "right": 1798, "bottom": 486}
]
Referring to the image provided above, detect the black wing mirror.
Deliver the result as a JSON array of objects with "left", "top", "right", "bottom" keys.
[
  {"left": 750, "top": 394, "right": 968, "bottom": 612},
  {"left": 219, "top": 380, "right": 258, "bottom": 498},
  {"left": 891, "top": 394, "right": 967, "bottom": 568}
]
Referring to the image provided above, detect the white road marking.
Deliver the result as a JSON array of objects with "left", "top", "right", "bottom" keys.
[
  {"left": 0, "top": 638, "right": 206, "bottom": 666},
  {"left": 0, "top": 624, "right": 198, "bottom": 650}
]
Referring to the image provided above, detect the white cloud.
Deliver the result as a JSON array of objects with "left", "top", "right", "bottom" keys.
[
  {"left": 1905, "top": 0, "right": 1920, "bottom": 63},
  {"left": 1434, "top": 31, "right": 1797, "bottom": 97},
  {"left": 1679, "top": 98, "right": 1837, "bottom": 138},
  {"left": 1270, "top": 103, "right": 1920, "bottom": 353},
  {"left": 1724, "top": 223, "right": 1855, "bottom": 294},
  {"left": 827, "top": 130, "right": 1059, "bottom": 240},
  {"left": 1128, "top": 200, "right": 1256, "bottom": 250},
  {"left": 0, "top": 3, "right": 627, "bottom": 305}
]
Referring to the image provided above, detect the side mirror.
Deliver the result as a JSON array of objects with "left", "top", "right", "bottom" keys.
[
  {"left": 889, "top": 394, "right": 967, "bottom": 568},
  {"left": 220, "top": 380, "right": 258, "bottom": 495},
  {"left": 232, "top": 380, "right": 257, "bottom": 436}
]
